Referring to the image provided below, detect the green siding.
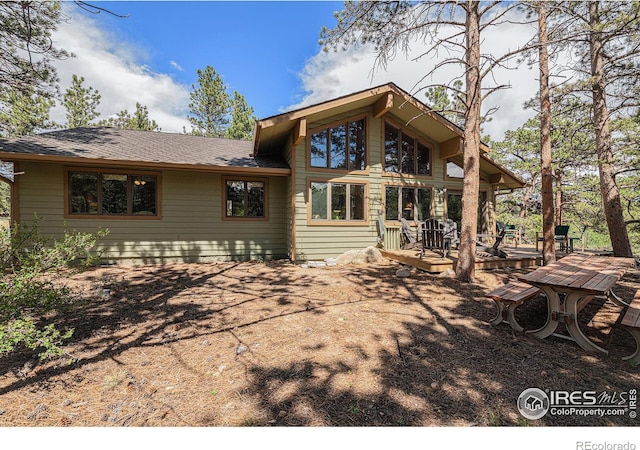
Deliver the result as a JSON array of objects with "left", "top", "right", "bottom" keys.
[
  {"left": 291, "top": 108, "right": 496, "bottom": 261},
  {"left": 17, "top": 162, "right": 288, "bottom": 263},
  {"left": 14, "top": 106, "right": 498, "bottom": 264},
  {"left": 283, "top": 138, "right": 294, "bottom": 259}
]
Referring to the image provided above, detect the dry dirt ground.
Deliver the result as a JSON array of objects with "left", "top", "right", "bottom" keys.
[{"left": 0, "top": 258, "right": 639, "bottom": 427}]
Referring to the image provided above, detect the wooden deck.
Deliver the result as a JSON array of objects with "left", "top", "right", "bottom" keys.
[{"left": 381, "top": 244, "right": 543, "bottom": 273}]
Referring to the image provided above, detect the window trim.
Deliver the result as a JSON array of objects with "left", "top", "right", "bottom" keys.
[
  {"left": 222, "top": 176, "right": 269, "bottom": 222},
  {"left": 307, "top": 178, "right": 369, "bottom": 226},
  {"left": 382, "top": 118, "right": 434, "bottom": 178},
  {"left": 64, "top": 167, "right": 161, "bottom": 220},
  {"left": 306, "top": 113, "right": 370, "bottom": 174},
  {"left": 382, "top": 182, "right": 434, "bottom": 225}
]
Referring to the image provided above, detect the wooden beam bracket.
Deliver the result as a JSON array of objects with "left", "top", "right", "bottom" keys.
[
  {"left": 373, "top": 93, "right": 394, "bottom": 118},
  {"left": 293, "top": 117, "right": 307, "bottom": 146}
]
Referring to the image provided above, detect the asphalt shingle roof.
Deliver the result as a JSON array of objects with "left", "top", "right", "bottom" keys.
[{"left": 0, "top": 127, "right": 289, "bottom": 171}]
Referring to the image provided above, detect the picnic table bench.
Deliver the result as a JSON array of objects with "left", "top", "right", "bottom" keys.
[
  {"left": 486, "top": 281, "right": 593, "bottom": 333},
  {"left": 620, "top": 290, "right": 640, "bottom": 365},
  {"left": 486, "top": 254, "right": 637, "bottom": 359},
  {"left": 486, "top": 281, "right": 542, "bottom": 332},
  {"left": 516, "top": 254, "right": 634, "bottom": 354}
]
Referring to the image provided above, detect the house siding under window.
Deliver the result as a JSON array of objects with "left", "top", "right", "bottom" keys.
[{"left": 18, "top": 162, "right": 289, "bottom": 263}]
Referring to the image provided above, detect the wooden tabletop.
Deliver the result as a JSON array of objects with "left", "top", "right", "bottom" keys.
[{"left": 518, "top": 254, "right": 635, "bottom": 295}]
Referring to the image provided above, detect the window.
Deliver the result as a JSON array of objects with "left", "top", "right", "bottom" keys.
[
  {"left": 445, "top": 190, "right": 487, "bottom": 233},
  {"left": 225, "top": 179, "right": 266, "bottom": 219},
  {"left": 446, "top": 159, "right": 464, "bottom": 179},
  {"left": 68, "top": 170, "right": 158, "bottom": 217},
  {"left": 385, "top": 186, "right": 432, "bottom": 221},
  {"left": 310, "top": 181, "right": 366, "bottom": 222},
  {"left": 384, "top": 121, "right": 432, "bottom": 175},
  {"left": 310, "top": 117, "right": 366, "bottom": 171}
]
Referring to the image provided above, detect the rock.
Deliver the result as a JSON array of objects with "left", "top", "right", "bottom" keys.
[
  {"left": 307, "top": 261, "right": 326, "bottom": 268},
  {"left": 235, "top": 344, "right": 248, "bottom": 355},
  {"left": 335, "top": 246, "right": 384, "bottom": 265},
  {"left": 437, "top": 268, "right": 456, "bottom": 278},
  {"left": 395, "top": 267, "right": 411, "bottom": 278},
  {"left": 431, "top": 381, "right": 440, "bottom": 390}
]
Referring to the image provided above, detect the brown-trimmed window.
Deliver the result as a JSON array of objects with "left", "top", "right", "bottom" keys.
[
  {"left": 310, "top": 118, "right": 366, "bottom": 171},
  {"left": 68, "top": 170, "right": 158, "bottom": 217},
  {"left": 225, "top": 179, "right": 266, "bottom": 219},
  {"left": 384, "top": 122, "right": 432, "bottom": 176},
  {"left": 384, "top": 185, "right": 432, "bottom": 221},
  {"left": 310, "top": 181, "right": 366, "bottom": 222}
]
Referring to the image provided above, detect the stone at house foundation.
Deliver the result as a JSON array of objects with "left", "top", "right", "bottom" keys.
[{"left": 335, "top": 246, "right": 384, "bottom": 265}]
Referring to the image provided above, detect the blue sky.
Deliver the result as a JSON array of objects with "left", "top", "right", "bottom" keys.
[
  {"left": 50, "top": 1, "right": 541, "bottom": 139},
  {"left": 79, "top": 1, "right": 344, "bottom": 118}
]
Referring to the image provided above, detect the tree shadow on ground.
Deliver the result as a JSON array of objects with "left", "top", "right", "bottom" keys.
[
  {"left": 0, "top": 261, "right": 339, "bottom": 395},
  {"left": 1, "top": 261, "right": 638, "bottom": 427},
  {"left": 241, "top": 265, "right": 640, "bottom": 427}
]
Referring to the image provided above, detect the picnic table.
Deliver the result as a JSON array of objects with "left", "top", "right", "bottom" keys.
[{"left": 517, "top": 253, "right": 636, "bottom": 354}]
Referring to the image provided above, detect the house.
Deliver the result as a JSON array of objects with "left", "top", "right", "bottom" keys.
[{"left": 0, "top": 83, "right": 524, "bottom": 264}]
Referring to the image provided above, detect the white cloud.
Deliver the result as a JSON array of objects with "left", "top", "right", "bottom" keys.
[
  {"left": 46, "top": 5, "right": 543, "bottom": 142},
  {"left": 290, "top": 19, "right": 540, "bottom": 142},
  {"left": 50, "top": 8, "right": 191, "bottom": 133},
  {"left": 170, "top": 60, "right": 184, "bottom": 72}
]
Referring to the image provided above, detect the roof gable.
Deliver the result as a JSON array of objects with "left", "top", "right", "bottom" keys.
[
  {"left": 255, "top": 82, "right": 524, "bottom": 189},
  {"left": 254, "top": 83, "right": 467, "bottom": 156}
]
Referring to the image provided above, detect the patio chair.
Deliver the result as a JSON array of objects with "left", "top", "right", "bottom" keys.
[
  {"left": 477, "top": 226, "right": 508, "bottom": 258},
  {"left": 535, "top": 224, "right": 572, "bottom": 252},
  {"left": 442, "top": 218, "right": 458, "bottom": 257},
  {"left": 555, "top": 225, "right": 570, "bottom": 253},
  {"left": 504, "top": 224, "right": 519, "bottom": 247},
  {"left": 400, "top": 218, "right": 419, "bottom": 250},
  {"left": 421, "top": 218, "right": 447, "bottom": 258}
]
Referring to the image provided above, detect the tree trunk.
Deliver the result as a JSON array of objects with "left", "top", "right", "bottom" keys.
[
  {"left": 519, "top": 183, "right": 534, "bottom": 220},
  {"left": 554, "top": 172, "right": 562, "bottom": 225},
  {"left": 538, "top": 1, "right": 556, "bottom": 265},
  {"left": 589, "top": 1, "right": 633, "bottom": 257},
  {"left": 456, "top": 1, "right": 481, "bottom": 282}
]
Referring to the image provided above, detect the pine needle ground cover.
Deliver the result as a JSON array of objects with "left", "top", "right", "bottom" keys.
[{"left": 0, "top": 260, "right": 638, "bottom": 427}]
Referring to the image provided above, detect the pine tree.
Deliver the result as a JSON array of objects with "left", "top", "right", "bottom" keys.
[
  {"left": 188, "top": 66, "right": 230, "bottom": 137},
  {"left": 63, "top": 75, "right": 102, "bottom": 128},
  {"left": 226, "top": 91, "right": 256, "bottom": 140},
  {"left": 97, "top": 103, "right": 159, "bottom": 131},
  {"left": 321, "top": 1, "right": 529, "bottom": 281},
  {"left": 0, "top": 87, "right": 55, "bottom": 138},
  {"left": 0, "top": 2, "right": 68, "bottom": 97}
]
